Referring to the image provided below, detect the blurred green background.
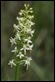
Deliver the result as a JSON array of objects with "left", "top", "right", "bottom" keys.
[{"left": 1, "top": 1, "right": 54, "bottom": 81}]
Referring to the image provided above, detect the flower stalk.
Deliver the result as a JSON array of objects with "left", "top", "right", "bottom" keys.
[{"left": 8, "top": 4, "right": 35, "bottom": 80}]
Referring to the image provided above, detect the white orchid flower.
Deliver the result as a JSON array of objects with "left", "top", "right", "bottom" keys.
[
  {"left": 15, "top": 32, "right": 21, "bottom": 40},
  {"left": 8, "top": 59, "right": 16, "bottom": 67},
  {"left": 11, "top": 47, "right": 18, "bottom": 54},
  {"left": 27, "top": 44, "right": 34, "bottom": 50},
  {"left": 20, "top": 45, "right": 29, "bottom": 55},
  {"left": 24, "top": 37, "right": 32, "bottom": 44},
  {"left": 13, "top": 24, "right": 20, "bottom": 31},
  {"left": 16, "top": 52, "right": 24, "bottom": 59},
  {"left": 19, "top": 12, "right": 22, "bottom": 16},
  {"left": 30, "top": 30, "right": 35, "bottom": 36},
  {"left": 16, "top": 17, "right": 24, "bottom": 22},
  {"left": 10, "top": 37, "right": 16, "bottom": 45},
  {"left": 24, "top": 57, "right": 32, "bottom": 70}
]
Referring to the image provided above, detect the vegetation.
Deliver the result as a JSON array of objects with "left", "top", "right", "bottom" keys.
[{"left": 1, "top": 1, "right": 54, "bottom": 81}]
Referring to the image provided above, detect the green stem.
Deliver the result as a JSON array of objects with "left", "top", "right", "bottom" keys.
[{"left": 15, "top": 65, "right": 20, "bottom": 81}]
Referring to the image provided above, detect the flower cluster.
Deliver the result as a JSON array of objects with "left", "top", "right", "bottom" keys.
[{"left": 8, "top": 4, "right": 35, "bottom": 70}]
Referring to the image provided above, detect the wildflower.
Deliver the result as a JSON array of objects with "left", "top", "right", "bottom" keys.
[
  {"left": 24, "top": 4, "right": 26, "bottom": 7},
  {"left": 27, "top": 20, "right": 35, "bottom": 26},
  {"left": 27, "top": 15, "right": 34, "bottom": 20},
  {"left": 16, "top": 52, "right": 24, "bottom": 59},
  {"left": 30, "top": 8, "right": 33, "bottom": 10},
  {"left": 13, "top": 24, "right": 20, "bottom": 31},
  {"left": 24, "top": 37, "right": 32, "bottom": 44},
  {"left": 11, "top": 47, "right": 18, "bottom": 53},
  {"left": 8, "top": 59, "right": 16, "bottom": 67},
  {"left": 20, "top": 10, "right": 24, "bottom": 13},
  {"left": 30, "top": 11, "right": 33, "bottom": 13},
  {"left": 10, "top": 37, "right": 16, "bottom": 45},
  {"left": 16, "top": 17, "right": 24, "bottom": 22},
  {"left": 25, "top": 28, "right": 31, "bottom": 33},
  {"left": 30, "top": 30, "right": 35, "bottom": 36},
  {"left": 19, "top": 21, "right": 24, "bottom": 27},
  {"left": 15, "top": 32, "right": 21, "bottom": 40},
  {"left": 24, "top": 57, "right": 32, "bottom": 70},
  {"left": 20, "top": 45, "right": 29, "bottom": 55},
  {"left": 19, "top": 12, "right": 22, "bottom": 16},
  {"left": 27, "top": 44, "right": 34, "bottom": 50}
]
